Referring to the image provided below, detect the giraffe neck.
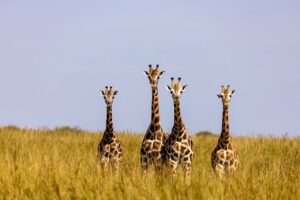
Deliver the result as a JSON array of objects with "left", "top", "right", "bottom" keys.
[
  {"left": 150, "top": 86, "right": 161, "bottom": 132},
  {"left": 105, "top": 104, "right": 114, "bottom": 137},
  {"left": 172, "top": 97, "right": 185, "bottom": 137},
  {"left": 218, "top": 103, "right": 231, "bottom": 148}
]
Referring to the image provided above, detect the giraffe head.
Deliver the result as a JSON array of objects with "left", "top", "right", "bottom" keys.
[
  {"left": 217, "top": 85, "right": 236, "bottom": 106},
  {"left": 143, "top": 64, "right": 165, "bottom": 88},
  {"left": 165, "top": 77, "right": 188, "bottom": 100},
  {"left": 100, "top": 86, "right": 118, "bottom": 106}
]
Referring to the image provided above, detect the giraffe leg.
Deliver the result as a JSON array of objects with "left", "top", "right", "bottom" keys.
[
  {"left": 167, "top": 158, "right": 178, "bottom": 176},
  {"left": 214, "top": 163, "right": 224, "bottom": 178},
  {"left": 229, "top": 158, "right": 238, "bottom": 174},
  {"left": 233, "top": 153, "right": 239, "bottom": 170},
  {"left": 183, "top": 162, "right": 191, "bottom": 184},
  {"left": 153, "top": 149, "right": 163, "bottom": 174},
  {"left": 99, "top": 157, "right": 109, "bottom": 177},
  {"left": 183, "top": 160, "right": 192, "bottom": 178},
  {"left": 141, "top": 143, "right": 152, "bottom": 173},
  {"left": 112, "top": 159, "right": 120, "bottom": 175},
  {"left": 234, "top": 159, "right": 239, "bottom": 170},
  {"left": 154, "top": 157, "right": 163, "bottom": 174},
  {"left": 98, "top": 153, "right": 107, "bottom": 169},
  {"left": 141, "top": 156, "right": 149, "bottom": 174}
]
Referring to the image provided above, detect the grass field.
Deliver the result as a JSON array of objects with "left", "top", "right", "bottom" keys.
[{"left": 0, "top": 126, "right": 299, "bottom": 200}]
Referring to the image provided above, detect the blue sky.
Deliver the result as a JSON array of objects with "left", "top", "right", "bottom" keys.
[{"left": 0, "top": 0, "right": 299, "bottom": 136}]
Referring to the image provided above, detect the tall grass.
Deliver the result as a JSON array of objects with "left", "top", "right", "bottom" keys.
[{"left": 0, "top": 127, "right": 299, "bottom": 199}]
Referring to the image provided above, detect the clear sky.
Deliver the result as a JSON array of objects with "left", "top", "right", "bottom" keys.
[{"left": 0, "top": 0, "right": 299, "bottom": 136}]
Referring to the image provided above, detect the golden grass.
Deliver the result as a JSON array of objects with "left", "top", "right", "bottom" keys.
[{"left": 0, "top": 127, "right": 299, "bottom": 200}]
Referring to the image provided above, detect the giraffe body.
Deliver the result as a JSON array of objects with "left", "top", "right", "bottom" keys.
[
  {"left": 211, "top": 85, "right": 238, "bottom": 177},
  {"left": 98, "top": 86, "right": 122, "bottom": 171},
  {"left": 164, "top": 130, "right": 194, "bottom": 176},
  {"left": 211, "top": 148, "right": 237, "bottom": 176},
  {"left": 141, "top": 128, "right": 167, "bottom": 170},
  {"left": 140, "top": 65, "right": 168, "bottom": 171},
  {"left": 164, "top": 78, "right": 194, "bottom": 177}
]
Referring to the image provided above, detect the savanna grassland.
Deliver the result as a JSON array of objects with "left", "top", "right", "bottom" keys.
[{"left": 0, "top": 126, "right": 299, "bottom": 200}]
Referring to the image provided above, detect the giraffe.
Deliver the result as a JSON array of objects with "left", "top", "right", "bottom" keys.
[
  {"left": 140, "top": 64, "right": 168, "bottom": 172},
  {"left": 164, "top": 77, "right": 194, "bottom": 178},
  {"left": 211, "top": 85, "right": 238, "bottom": 177},
  {"left": 98, "top": 86, "right": 122, "bottom": 171}
]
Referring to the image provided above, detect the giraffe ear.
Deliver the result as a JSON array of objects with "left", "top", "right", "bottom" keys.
[
  {"left": 143, "top": 71, "right": 149, "bottom": 76},
  {"left": 159, "top": 71, "right": 165, "bottom": 76},
  {"left": 182, "top": 84, "right": 188, "bottom": 92},
  {"left": 165, "top": 85, "right": 172, "bottom": 92},
  {"left": 113, "top": 91, "right": 118, "bottom": 96},
  {"left": 100, "top": 90, "right": 105, "bottom": 96},
  {"left": 231, "top": 90, "right": 236, "bottom": 96}
]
